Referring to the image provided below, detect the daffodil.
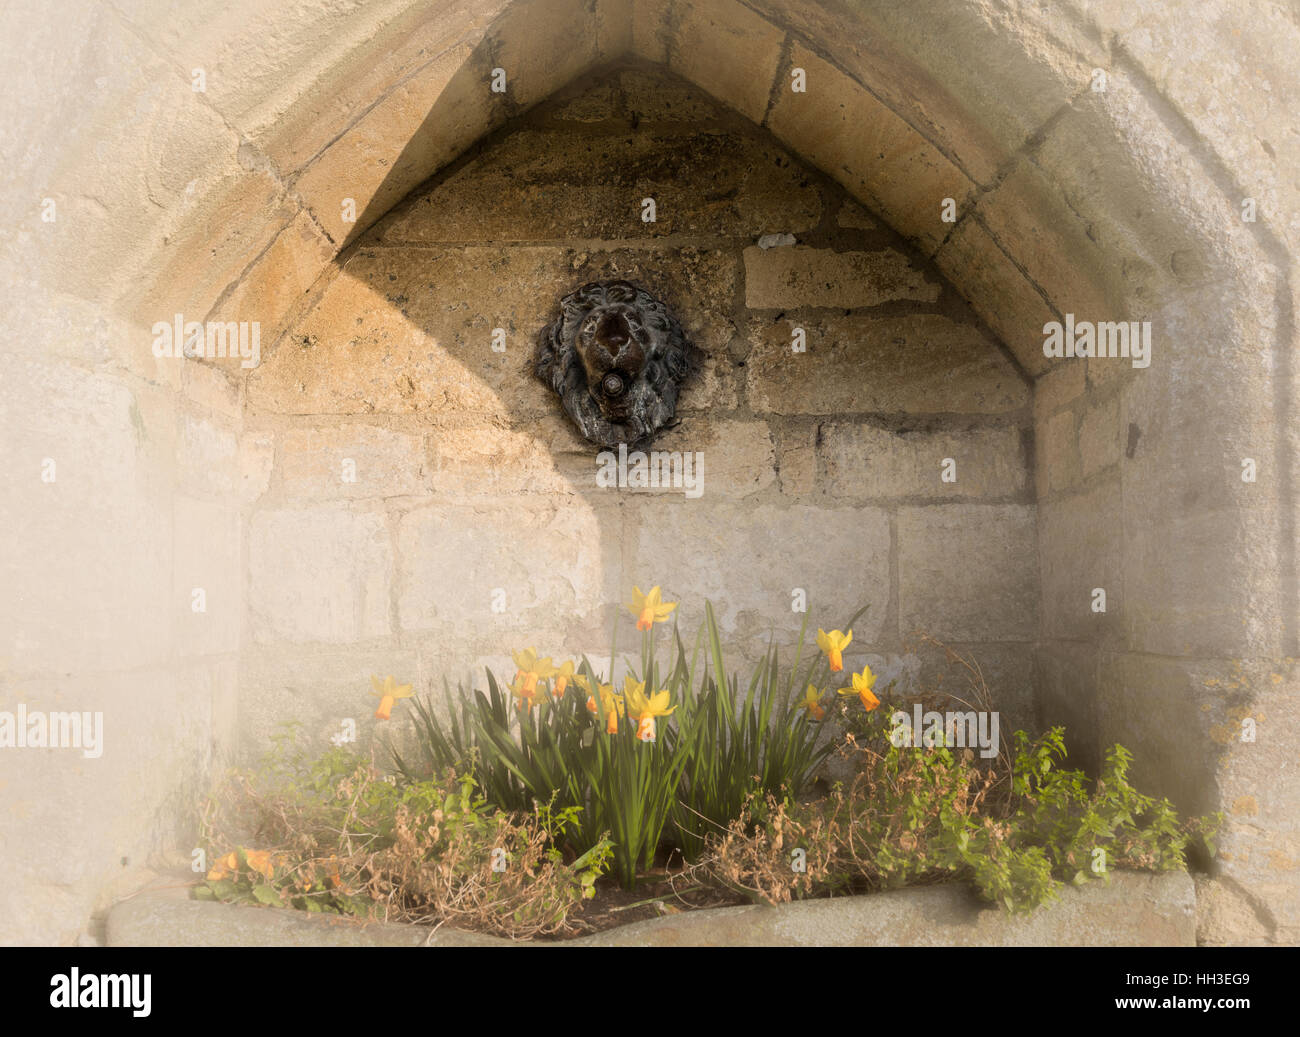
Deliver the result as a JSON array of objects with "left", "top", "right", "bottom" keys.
[
  {"left": 511, "top": 648, "right": 558, "bottom": 703},
  {"left": 370, "top": 674, "right": 414, "bottom": 720},
  {"left": 623, "top": 676, "right": 676, "bottom": 742},
  {"left": 551, "top": 660, "right": 576, "bottom": 700},
  {"left": 509, "top": 672, "right": 543, "bottom": 713},
  {"left": 816, "top": 628, "right": 852, "bottom": 672},
  {"left": 801, "top": 684, "right": 826, "bottom": 720},
  {"left": 626, "top": 585, "right": 677, "bottom": 631},
  {"left": 837, "top": 665, "right": 880, "bottom": 712},
  {"left": 576, "top": 675, "right": 623, "bottom": 732}
]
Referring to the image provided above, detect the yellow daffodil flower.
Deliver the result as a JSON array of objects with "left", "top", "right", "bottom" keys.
[
  {"left": 626, "top": 585, "right": 677, "bottom": 631},
  {"left": 509, "top": 672, "right": 543, "bottom": 713},
  {"left": 816, "top": 628, "right": 852, "bottom": 672},
  {"left": 551, "top": 660, "right": 576, "bottom": 700},
  {"left": 370, "top": 674, "right": 413, "bottom": 720},
  {"left": 576, "top": 675, "right": 623, "bottom": 732},
  {"left": 837, "top": 665, "right": 880, "bottom": 712},
  {"left": 801, "top": 684, "right": 827, "bottom": 720},
  {"left": 623, "top": 676, "right": 676, "bottom": 742},
  {"left": 511, "top": 648, "right": 558, "bottom": 703}
]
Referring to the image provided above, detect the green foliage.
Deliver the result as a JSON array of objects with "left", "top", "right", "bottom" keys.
[
  {"left": 706, "top": 720, "right": 1221, "bottom": 914},
  {"left": 391, "top": 600, "right": 848, "bottom": 889},
  {"left": 666, "top": 603, "right": 847, "bottom": 859}
]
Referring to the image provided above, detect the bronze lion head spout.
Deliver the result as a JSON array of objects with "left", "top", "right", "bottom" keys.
[{"left": 535, "top": 280, "right": 692, "bottom": 448}]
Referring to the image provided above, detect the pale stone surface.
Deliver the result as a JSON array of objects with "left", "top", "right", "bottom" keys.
[
  {"left": 279, "top": 424, "right": 427, "bottom": 500},
  {"left": 767, "top": 43, "right": 973, "bottom": 255},
  {"left": 1037, "top": 480, "right": 1123, "bottom": 642},
  {"left": 238, "top": 644, "right": 423, "bottom": 762},
  {"left": 104, "top": 870, "right": 1196, "bottom": 946},
  {"left": 173, "top": 496, "right": 242, "bottom": 657},
  {"left": 291, "top": 43, "right": 496, "bottom": 245},
  {"left": 934, "top": 219, "right": 1057, "bottom": 377},
  {"left": 630, "top": 502, "right": 891, "bottom": 640},
  {"left": 746, "top": 314, "right": 1028, "bottom": 416},
  {"left": 396, "top": 499, "right": 611, "bottom": 641},
  {"left": 744, "top": 246, "right": 940, "bottom": 309},
  {"left": 211, "top": 212, "right": 336, "bottom": 343},
  {"left": 7, "top": 0, "right": 1298, "bottom": 949},
  {"left": 975, "top": 159, "right": 1118, "bottom": 322},
  {"left": 248, "top": 508, "right": 393, "bottom": 644},
  {"left": 668, "top": 0, "right": 786, "bottom": 123},
  {"left": 179, "top": 415, "right": 240, "bottom": 499},
  {"left": 898, "top": 505, "right": 1037, "bottom": 641},
  {"left": 1038, "top": 408, "right": 1079, "bottom": 495},
  {"left": 821, "top": 423, "right": 1028, "bottom": 501},
  {"left": 0, "top": 359, "right": 175, "bottom": 675},
  {"left": 377, "top": 127, "right": 822, "bottom": 242},
  {"left": 1078, "top": 394, "right": 1120, "bottom": 477}
]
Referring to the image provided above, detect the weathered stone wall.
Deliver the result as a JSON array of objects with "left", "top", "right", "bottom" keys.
[
  {"left": 2, "top": 0, "right": 1295, "bottom": 945},
  {"left": 239, "top": 66, "right": 1038, "bottom": 759}
]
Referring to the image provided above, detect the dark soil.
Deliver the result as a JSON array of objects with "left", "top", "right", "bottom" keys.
[{"left": 539, "top": 868, "right": 747, "bottom": 939}]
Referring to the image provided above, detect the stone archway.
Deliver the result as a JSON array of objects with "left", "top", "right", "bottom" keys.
[{"left": 2, "top": 0, "right": 1295, "bottom": 945}]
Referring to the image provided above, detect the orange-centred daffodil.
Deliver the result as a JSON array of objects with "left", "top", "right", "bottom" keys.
[
  {"left": 551, "top": 660, "right": 576, "bottom": 700},
  {"left": 623, "top": 676, "right": 676, "bottom": 742},
  {"left": 510, "top": 648, "right": 557, "bottom": 711},
  {"left": 370, "top": 674, "right": 414, "bottom": 720},
  {"left": 577, "top": 675, "right": 624, "bottom": 733},
  {"left": 801, "top": 684, "right": 827, "bottom": 720},
  {"left": 837, "top": 665, "right": 880, "bottom": 712},
  {"left": 816, "top": 628, "right": 852, "bottom": 672},
  {"left": 627, "top": 585, "right": 677, "bottom": 631}
]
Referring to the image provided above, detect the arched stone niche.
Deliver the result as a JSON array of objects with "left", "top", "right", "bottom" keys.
[{"left": 3, "top": 0, "right": 1294, "bottom": 945}]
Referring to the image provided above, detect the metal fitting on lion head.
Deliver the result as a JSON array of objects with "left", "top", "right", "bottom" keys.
[{"left": 535, "top": 280, "right": 693, "bottom": 448}]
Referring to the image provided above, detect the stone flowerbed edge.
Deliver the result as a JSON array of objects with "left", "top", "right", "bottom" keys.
[{"left": 104, "top": 870, "right": 1195, "bottom": 947}]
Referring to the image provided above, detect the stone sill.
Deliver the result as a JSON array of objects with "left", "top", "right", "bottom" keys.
[{"left": 106, "top": 870, "right": 1195, "bottom": 946}]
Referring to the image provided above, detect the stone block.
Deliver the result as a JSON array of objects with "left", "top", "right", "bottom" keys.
[
  {"left": 744, "top": 245, "right": 939, "bottom": 310},
  {"left": 291, "top": 43, "right": 498, "bottom": 245},
  {"left": 1078, "top": 393, "right": 1120, "bottom": 477},
  {"left": 279, "top": 424, "right": 427, "bottom": 500},
  {"left": 821, "top": 423, "right": 1027, "bottom": 501},
  {"left": 898, "top": 505, "right": 1037, "bottom": 642},
  {"left": 746, "top": 314, "right": 1028, "bottom": 416},
  {"left": 933, "top": 218, "right": 1057, "bottom": 377},
  {"left": 629, "top": 501, "right": 891, "bottom": 640},
  {"left": 668, "top": 0, "right": 786, "bottom": 122},
  {"left": 1037, "top": 479, "right": 1123, "bottom": 643},
  {"left": 396, "top": 499, "right": 612, "bottom": 641},
  {"left": 248, "top": 507, "right": 393, "bottom": 644},
  {"left": 377, "top": 124, "right": 821, "bottom": 242},
  {"left": 173, "top": 497, "right": 241, "bottom": 657},
  {"left": 767, "top": 43, "right": 973, "bottom": 254}
]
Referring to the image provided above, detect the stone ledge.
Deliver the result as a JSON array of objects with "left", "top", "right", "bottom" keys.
[{"left": 106, "top": 870, "right": 1195, "bottom": 947}]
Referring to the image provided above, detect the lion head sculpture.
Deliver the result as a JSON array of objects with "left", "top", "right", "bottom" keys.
[{"left": 535, "top": 280, "right": 693, "bottom": 448}]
